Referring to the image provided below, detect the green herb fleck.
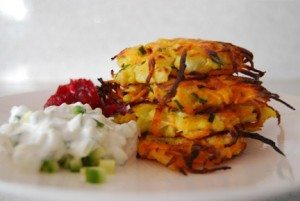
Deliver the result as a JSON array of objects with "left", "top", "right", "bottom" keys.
[
  {"left": 191, "top": 93, "right": 207, "bottom": 104},
  {"left": 208, "top": 113, "right": 215, "bottom": 123},
  {"left": 208, "top": 50, "right": 223, "bottom": 66},
  {"left": 94, "top": 119, "right": 104, "bottom": 128},
  {"left": 138, "top": 46, "right": 147, "bottom": 55},
  {"left": 174, "top": 100, "right": 184, "bottom": 111},
  {"left": 116, "top": 64, "right": 130, "bottom": 76},
  {"left": 121, "top": 63, "right": 130, "bottom": 69},
  {"left": 141, "top": 60, "right": 146, "bottom": 65},
  {"left": 73, "top": 106, "right": 86, "bottom": 114},
  {"left": 148, "top": 86, "right": 153, "bottom": 93}
]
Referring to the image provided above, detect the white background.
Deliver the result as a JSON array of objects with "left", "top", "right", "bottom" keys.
[
  {"left": 0, "top": 0, "right": 300, "bottom": 91},
  {"left": 0, "top": 0, "right": 300, "bottom": 200}
]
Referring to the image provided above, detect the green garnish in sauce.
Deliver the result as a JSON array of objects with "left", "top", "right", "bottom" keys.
[
  {"left": 94, "top": 119, "right": 104, "bottom": 128},
  {"left": 73, "top": 106, "right": 86, "bottom": 114}
]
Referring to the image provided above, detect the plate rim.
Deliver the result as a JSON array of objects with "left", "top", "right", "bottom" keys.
[{"left": 0, "top": 90, "right": 299, "bottom": 201}]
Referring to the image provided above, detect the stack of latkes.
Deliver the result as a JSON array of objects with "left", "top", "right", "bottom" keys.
[{"left": 99, "top": 38, "right": 294, "bottom": 174}]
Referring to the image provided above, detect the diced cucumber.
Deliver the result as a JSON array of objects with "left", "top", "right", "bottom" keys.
[
  {"left": 73, "top": 106, "right": 86, "bottom": 114},
  {"left": 41, "top": 160, "right": 59, "bottom": 173},
  {"left": 99, "top": 159, "right": 115, "bottom": 174},
  {"left": 58, "top": 155, "right": 82, "bottom": 172},
  {"left": 58, "top": 154, "right": 72, "bottom": 169},
  {"left": 81, "top": 156, "right": 92, "bottom": 167},
  {"left": 84, "top": 167, "right": 106, "bottom": 184},
  {"left": 69, "top": 158, "right": 82, "bottom": 172},
  {"left": 82, "top": 148, "right": 105, "bottom": 167},
  {"left": 89, "top": 148, "right": 105, "bottom": 165}
]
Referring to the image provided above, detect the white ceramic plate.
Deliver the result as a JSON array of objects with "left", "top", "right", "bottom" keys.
[{"left": 0, "top": 91, "right": 299, "bottom": 201}]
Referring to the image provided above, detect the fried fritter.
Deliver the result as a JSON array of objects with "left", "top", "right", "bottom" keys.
[
  {"left": 137, "top": 134, "right": 246, "bottom": 174},
  {"left": 121, "top": 75, "right": 271, "bottom": 115},
  {"left": 97, "top": 38, "right": 294, "bottom": 174},
  {"left": 113, "top": 38, "right": 264, "bottom": 86},
  {"left": 114, "top": 101, "right": 277, "bottom": 139}
]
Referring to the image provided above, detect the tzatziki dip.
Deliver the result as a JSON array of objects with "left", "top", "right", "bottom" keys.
[{"left": 0, "top": 103, "right": 139, "bottom": 172}]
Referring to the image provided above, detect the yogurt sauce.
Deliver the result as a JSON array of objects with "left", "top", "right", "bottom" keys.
[{"left": 0, "top": 103, "right": 139, "bottom": 172}]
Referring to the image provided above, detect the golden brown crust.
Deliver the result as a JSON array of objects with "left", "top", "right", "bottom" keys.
[
  {"left": 121, "top": 75, "right": 270, "bottom": 114},
  {"left": 137, "top": 134, "right": 246, "bottom": 174},
  {"left": 113, "top": 38, "right": 264, "bottom": 86},
  {"left": 127, "top": 101, "right": 277, "bottom": 139},
  {"left": 103, "top": 38, "right": 291, "bottom": 174}
]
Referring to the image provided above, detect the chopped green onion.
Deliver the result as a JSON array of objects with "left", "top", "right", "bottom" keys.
[
  {"left": 174, "top": 100, "right": 184, "bottom": 111},
  {"left": 138, "top": 45, "right": 147, "bottom": 55},
  {"left": 119, "top": 64, "right": 130, "bottom": 73},
  {"left": 148, "top": 86, "right": 153, "bottom": 93},
  {"left": 94, "top": 119, "right": 104, "bottom": 128},
  {"left": 116, "top": 64, "right": 130, "bottom": 76},
  {"left": 41, "top": 160, "right": 59, "bottom": 173},
  {"left": 208, "top": 113, "right": 215, "bottom": 123},
  {"left": 99, "top": 159, "right": 115, "bottom": 174},
  {"left": 73, "top": 106, "right": 86, "bottom": 114},
  {"left": 84, "top": 167, "right": 106, "bottom": 184},
  {"left": 191, "top": 93, "right": 207, "bottom": 104},
  {"left": 121, "top": 63, "right": 130, "bottom": 69}
]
